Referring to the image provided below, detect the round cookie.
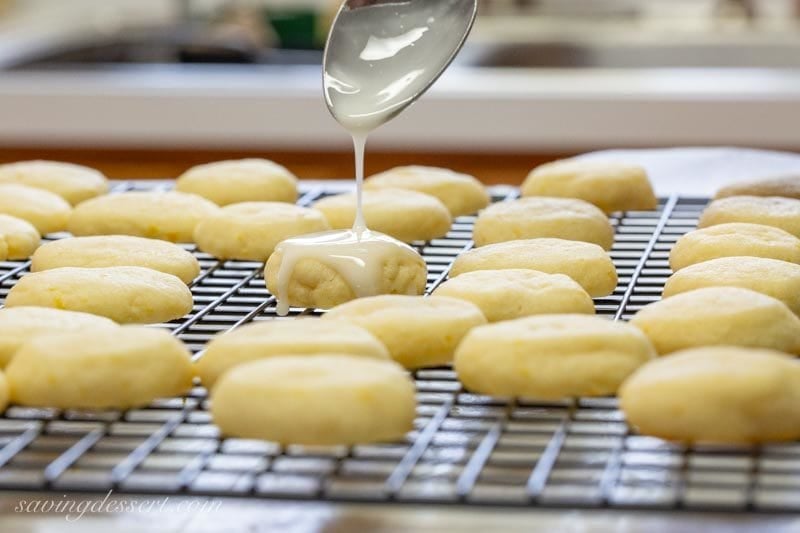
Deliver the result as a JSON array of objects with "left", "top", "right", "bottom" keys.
[
  {"left": 0, "top": 184, "right": 71, "bottom": 234},
  {"left": 6, "top": 326, "right": 194, "bottom": 409},
  {"left": 0, "top": 371, "right": 8, "bottom": 413},
  {"left": 450, "top": 238, "right": 618, "bottom": 297},
  {"left": 68, "top": 191, "right": 219, "bottom": 243},
  {"left": 0, "top": 307, "right": 117, "bottom": 368},
  {"left": 0, "top": 214, "right": 40, "bottom": 260},
  {"left": 31, "top": 235, "right": 200, "bottom": 284},
  {"left": 521, "top": 159, "right": 657, "bottom": 213},
  {"left": 313, "top": 188, "right": 452, "bottom": 242},
  {"left": 698, "top": 195, "right": 800, "bottom": 238},
  {"left": 365, "top": 165, "right": 489, "bottom": 217},
  {"left": 620, "top": 347, "right": 800, "bottom": 443},
  {"left": 324, "top": 295, "right": 487, "bottom": 369},
  {"left": 176, "top": 158, "right": 298, "bottom": 206},
  {"left": 455, "top": 314, "right": 655, "bottom": 398},
  {"left": 630, "top": 287, "right": 800, "bottom": 355},
  {"left": 433, "top": 269, "right": 594, "bottom": 322},
  {"left": 669, "top": 223, "right": 800, "bottom": 271},
  {"left": 196, "top": 318, "right": 390, "bottom": 387},
  {"left": 5, "top": 266, "right": 193, "bottom": 324},
  {"left": 715, "top": 174, "right": 800, "bottom": 200},
  {"left": 473, "top": 197, "right": 614, "bottom": 250},
  {"left": 0, "top": 160, "right": 108, "bottom": 205},
  {"left": 663, "top": 256, "right": 800, "bottom": 315},
  {"left": 194, "top": 202, "right": 330, "bottom": 261}
]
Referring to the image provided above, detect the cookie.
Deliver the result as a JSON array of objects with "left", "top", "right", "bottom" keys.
[
  {"left": 211, "top": 355, "right": 416, "bottom": 445},
  {"left": 68, "top": 191, "right": 219, "bottom": 243},
  {"left": 176, "top": 158, "right": 298, "bottom": 206},
  {"left": 630, "top": 287, "right": 800, "bottom": 355},
  {"left": 365, "top": 165, "right": 489, "bottom": 217},
  {"left": 193, "top": 202, "right": 330, "bottom": 261},
  {"left": 620, "top": 347, "right": 800, "bottom": 443},
  {"left": 31, "top": 235, "right": 200, "bottom": 284},
  {"left": 698, "top": 195, "right": 800, "bottom": 238},
  {"left": 450, "top": 238, "right": 618, "bottom": 297},
  {"left": 0, "top": 184, "right": 71, "bottom": 234},
  {"left": 521, "top": 159, "right": 657, "bottom": 213},
  {"left": 0, "top": 371, "right": 7, "bottom": 413},
  {"left": 5, "top": 266, "right": 193, "bottom": 324},
  {"left": 0, "top": 160, "right": 108, "bottom": 205},
  {"left": 715, "top": 174, "right": 800, "bottom": 200},
  {"left": 324, "top": 295, "right": 486, "bottom": 369},
  {"left": 0, "top": 215, "right": 40, "bottom": 260},
  {"left": 455, "top": 314, "right": 655, "bottom": 398},
  {"left": 473, "top": 197, "right": 614, "bottom": 250}
]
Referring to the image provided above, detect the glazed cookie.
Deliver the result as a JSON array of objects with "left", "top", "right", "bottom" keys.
[
  {"left": 0, "top": 160, "right": 108, "bottom": 205},
  {"left": 5, "top": 266, "right": 193, "bottom": 324},
  {"left": 433, "top": 269, "right": 594, "bottom": 322},
  {"left": 630, "top": 287, "right": 800, "bottom": 355},
  {"left": 324, "top": 295, "right": 486, "bottom": 369},
  {"left": 663, "top": 256, "right": 800, "bottom": 315},
  {"left": 698, "top": 195, "right": 800, "bottom": 238},
  {"left": 449, "top": 238, "right": 618, "bottom": 297},
  {"left": 31, "top": 235, "right": 200, "bottom": 284},
  {"left": 313, "top": 188, "right": 452, "bottom": 242},
  {"left": 0, "top": 184, "right": 71, "bottom": 234},
  {"left": 365, "top": 165, "right": 489, "bottom": 217},
  {"left": 472, "top": 197, "right": 614, "bottom": 249},
  {"left": 6, "top": 326, "right": 194, "bottom": 409},
  {"left": 211, "top": 355, "right": 416, "bottom": 445},
  {"left": 68, "top": 191, "right": 219, "bottom": 243},
  {"left": 620, "top": 347, "right": 800, "bottom": 443},
  {"left": 715, "top": 174, "right": 800, "bottom": 200},
  {"left": 0, "top": 215, "right": 40, "bottom": 260},
  {"left": 196, "top": 318, "right": 390, "bottom": 387},
  {"left": 455, "top": 314, "right": 655, "bottom": 398},
  {"left": 176, "top": 158, "right": 298, "bottom": 206},
  {"left": 669, "top": 223, "right": 800, "bottom": 271},
  {"left": 521, "top": 159, "right": 657, "bottom": 213},
  {"left": 194, "top": 202, "right": 330, "bottom": 261}
]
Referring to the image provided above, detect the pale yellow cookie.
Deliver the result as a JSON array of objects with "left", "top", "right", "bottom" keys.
[
  {"left": 324, "top": 295, "right": 486, "bottom": 369},
  {"left": 0, "top": 184, "right": 71, "bottom": 234},
  {"left": 522, "top": 159, "right": 657, "bottom": 213},
  {"left": 0, "top": 371, "right": 8, "bottom": 413},
  {"left": 313, "top": 188, "right": 452, "bottom": 242},
  {"left": 68, "top": 191, "right": 219, "bottom": 243},
  {"left": 450, "top": 238, "right": 618, "bottom": 297},
  {"left": 630, "top": 287, "right": 800, "bottom": 355},
  {"left": 432, "top": 269, "right": 594, "bottom": 322},
  {"left": 455, "top": 314, "right": 655, "bottom": 398},
  {"left": 176, "top": 158, "right": 298, "bottom": 206},
  {"left": 0, "top": 214, "right": 40, "bottom": 260},
  {"left": 0, "top": 238, "right": 6, "bottom": 261},
  {"left": 365, "top": 165, "right": 489, "bottom": 217},
  {"left": 0, "top": 160, "right": 108, "bottom": 205},
  {"left": 715, "top": 174, "right": 800, "bottom": 200},
  {"left": 698, "top": 195, "right": 800, "bottom": 238},
  {"left": 473, "top": 197, "right": 614, "bottom": 250},
  {"left": 31, "top": 235, "right": 200, "bottom": 284},
  {"left": 5, "top": 266, "right": 193, "bottom": 324},
  {"left": 193, "top": 202, "right": 330, "bottom": 261},
  {"left": 6, "top": 326, "right": 194, "bottom": 409},
  {"left": 620, "top": 346, "right": 800, "bottom": 443}
]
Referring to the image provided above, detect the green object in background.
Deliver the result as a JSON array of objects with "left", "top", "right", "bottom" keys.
[{"left": 265, "top": 9, "right": 320, "bottom": 50}]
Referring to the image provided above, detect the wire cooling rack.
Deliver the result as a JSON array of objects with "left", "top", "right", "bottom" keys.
[{"left": 0, "top": 181, "right": 798, "bottom": 513}]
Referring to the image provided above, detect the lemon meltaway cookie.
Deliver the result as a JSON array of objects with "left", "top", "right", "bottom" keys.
[
  {"left": 176, "top": 158, "right": 298, "bottom": 206},
  {"left": 30, "top": 235, "right": 200, "bottom": 284},
  {"left": 324, "top": 295, "right": 486, "bottom": 369},
  {"left": 698, "top": 195, "right": 800, "bottom": 238},
  {"left": 449, "top": 238, "right": 618, "bottom": 297},
  {"left": 68, "top": 191, "right": 219, "bottom": 243},
  {"left": 313, "top": 188, "right": 452, "bottom": 242},
  {"left": 5, "top": 266, "right": 193, "bottom": 324},
  {"left": 433, "top": 269, "right": 594, "bottom": 322},
  {"left": 455, "top": 314, "right": 655, "bottom": 399},
  {"left": 521, "top": 159, "right": 657, "bottom": 213},
  {"left": 193, "top": 202, "right": 330, "bottom": 261},
  {"left": 0, "top": 184, "right": 71, "bottom": 234},
  {"left": 472, "top": 197, "right": 614, "bottom": 250},
  {"left": 365, "top": 165, "right": 489, "bottom": 217},
  {"left": 6, "top": 326, "right": 194, "bottom": 409},
  {"left": 0, "top": 160, "right": 108, "bottom": 205},
  {"left": 211, "top": 355, "right": 416, "bottom": 445},
  {"left": 620, "top": 347, "right": 800, "bottom": 443},
  {"left": 663, "top": 256, "right": 800, "bottom": 315},
  {"left": 669, "top": 223, "right": 800, "bottom": 271},
  {"left": 715, "top": 174, "right": 800, "bottom": 200},
  {"left": 630, "top": 287, "right": 800, "bottom": 355},
  {"left": 0, "top": 215, "right": 40, "bottom": 260},
  {"left": 196, "top": 318, "right": 390, "bottom": 387}
]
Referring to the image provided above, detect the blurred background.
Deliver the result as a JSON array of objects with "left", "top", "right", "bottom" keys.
[{"left": 0, "top": 0, "right": 799, "bottom": 182}]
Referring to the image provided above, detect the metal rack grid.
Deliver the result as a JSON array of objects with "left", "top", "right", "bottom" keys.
[{"left": 0, "top": 182, "right": 799, "bottom": 513}]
